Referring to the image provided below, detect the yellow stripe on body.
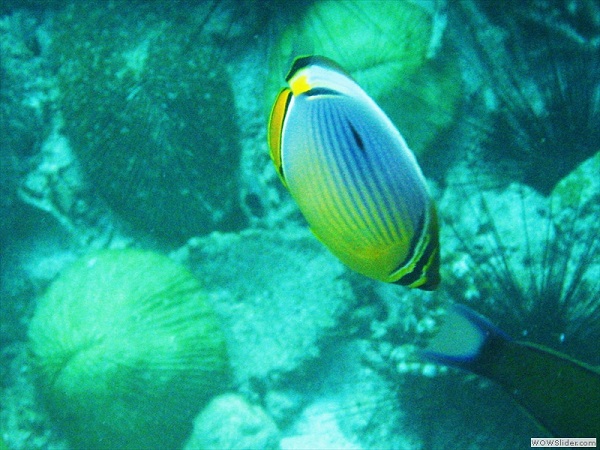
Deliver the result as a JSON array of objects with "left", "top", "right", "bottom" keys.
[
  {"left": 293, "top": 106, "right": 368, "bottom": 252},
  {"left": 268, "top": 88, "right": 293, "bottom": 186},
  {"left": 310, "top": 102, "right": 391, "bottom": 246}
]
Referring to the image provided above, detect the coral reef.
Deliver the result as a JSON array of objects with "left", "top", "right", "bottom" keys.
[
  {"left": 277, "top": 341, "right": 415, "bottom": 450},
  {"left": 2, "top": 1, "right": 598, "bottom": 449},
  {"left": 52, "top": 1, "right": 244, "bottom": 243},
  {"left": 0, "top": 11, "right": 54, "bottom": 240},
  {"left": 450, "top": 0, "right": 600, "bottom": 194},
  {"left": 28, "top": 249, "right": 230, "bottom": 449},
  {"left": 171, "top": 227, "right": 357, "bottom": 386},
  {"left": 440, "top": 154, "right": 599, "bottom": 365}
]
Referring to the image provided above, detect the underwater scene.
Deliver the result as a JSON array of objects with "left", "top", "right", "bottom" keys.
[{"left": 1, "top": 0, "right": 599, "bottom": 449}]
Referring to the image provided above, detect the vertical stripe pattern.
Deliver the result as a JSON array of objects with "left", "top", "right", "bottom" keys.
[{"left": 268, "top": 56, "right": 440, "bottom": 290}]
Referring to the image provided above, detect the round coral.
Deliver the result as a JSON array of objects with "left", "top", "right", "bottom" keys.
[
  {"left": 52, "top": 2, "right": 244, "bottom": 242},
  {"left": 266, "top": 0, "right": 461, "bottom": 156},
  {"left": 268, "top": 0, "right": 433, "bottom": 99},
  {"left": 28, "top": 249, "right": 230, "bottom": 449}
]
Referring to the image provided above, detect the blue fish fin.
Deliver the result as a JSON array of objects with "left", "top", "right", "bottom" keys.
[{"left": 420, "top": 304, "right": 511, "bottom": 367}]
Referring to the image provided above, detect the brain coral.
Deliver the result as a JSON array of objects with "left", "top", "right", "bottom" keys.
[
  {"left": 28, "top": 249, "right": 230, "bottom": 450},
  {"left": 52, "top": 2, "right": 244, "bottom": 242}
]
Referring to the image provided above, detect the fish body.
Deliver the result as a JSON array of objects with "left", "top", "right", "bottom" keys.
[
  {"left": 422, "top": 304, "right": 600, "bottom": 438},
  {"left": 268, "top": 55, "right": 440, "bottom": 290}
]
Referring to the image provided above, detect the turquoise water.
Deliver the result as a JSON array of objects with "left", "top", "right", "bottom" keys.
[{"left": 1, "top": 1, "right": 598, "bottom": 449}]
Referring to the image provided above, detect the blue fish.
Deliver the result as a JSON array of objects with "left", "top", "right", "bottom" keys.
[
  {"left": 268, "top": 55, "right": 440, "bottom": 290},
  {"left": 422, "top": 304, "right": 600, "bottom": 438}
]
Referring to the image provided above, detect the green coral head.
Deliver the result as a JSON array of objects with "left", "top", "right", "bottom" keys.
[
  {"left": 28, "top": 248, "right": 230, "bottom": 450},
  {"left": 266, "top": 0, "right": 461, "bottom": 156},
  {"left": 269, "top": 0, "right": 434, "bottom": 99}
]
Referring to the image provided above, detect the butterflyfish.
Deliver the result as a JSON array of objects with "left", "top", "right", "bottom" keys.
[
  {"left": 268, "top": 55, "right": 441, "bottom": 290},
  {"left": 422, "top": 304, "right": 600, "bottom": 438}
]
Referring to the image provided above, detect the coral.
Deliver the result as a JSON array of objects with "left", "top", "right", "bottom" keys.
[
  {"left": 28, "top": 249, "right": 230, "bottom": 449},
  {"left": 552, "top": 151, "right": 599, "bottom": 211},
  {"left": 269, "top": 0, "right": 433, "bottom": 99},
  {"left": 277, "top": 341, "right": 413, "bottom": 450},
  {"left": 0, "top": 11, "right": 54, "bottom": 239},
  {"left": 266, "top": 0, "right": 461, "bottom": 156},
  {"left": 377, "top": 51, "right": 463, "bottom": 157},
  {"left": 171, "top": 227, "right": 356, "bottom": 385},
  {"left": 52, "top": 1, "right": 244, "bottom": 243},
  {"left": 184, "top": 393, "right": 280, "bottom": 450}
]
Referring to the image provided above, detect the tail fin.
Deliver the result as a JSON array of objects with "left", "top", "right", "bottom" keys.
[{"left": 421, "top": 303, "right": 511, "bottom": 367}]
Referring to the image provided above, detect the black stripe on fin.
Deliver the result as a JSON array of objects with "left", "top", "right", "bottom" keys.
[
  {"left": 393, "top": 213, "right": 425, "bottom": 276},
  {"left": 393, "top": 207, "right": 441, "bottom": 290},
  {"left": 303, "top": 87, "right": 340, "bottom": 97},
  {"left": 286, "top": 55, "right": 354, "bottom": 82}
]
